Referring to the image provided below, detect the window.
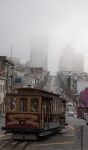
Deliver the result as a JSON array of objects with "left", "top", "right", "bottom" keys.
[
  {"left": 0, "top": 85, "right": 1, "bottom": 92},
  {"left": 53, "top": 100, "right": 55, "bottom": 113},
  {"left": 2, "top": 85, "right": 4, "bottom": 92},
  {"left": 20, "top": 98, "right": 27, "bottom": 111},
  {"left": 0, "top": 85, "right": 4, "bottom": 93},
  {"left": 56, "top": 100, "right": 58, "bottom": 113},
  {"left": 44, "top": 104, "right": 46, "bottom": 118},
  {"left": 59, "top": 100, "right": 60, "bottom": 113},
  {"left": 30, "top": 98, "right": 39, "bottom": 112},
  {"left": 50, "top": 101, "right": 52, "bottom": 113},
  {"left": 61, "top": 102, "right": 64, "bottom": 112},
  {"left": 8, "top": 98, "right": 16, "bottom": 111},
  {"left": 55, "top": 100, "right": 57, "bottom": 113}
]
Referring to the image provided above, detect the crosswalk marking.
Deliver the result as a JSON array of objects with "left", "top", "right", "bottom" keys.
[
  {"left": 68, "top": 125, "right": 74, "bottom": 130},
  {"left": 64, "top": 134, "right": 74, "bottom": 136},
  {"left": 0, "top": 134, "right": 6, "bottom": 137},
  {"left": 0, "top": 133, "right": 11, "bottom": 138},
  {"left": 32, "top": 142, "right": 74, "bottom": 147}
]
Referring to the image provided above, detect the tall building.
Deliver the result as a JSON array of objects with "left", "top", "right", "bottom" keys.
[
  {"left": 59, "top": 45, "right": 84, "bottom": 73},
  {"left": 30, "top": 35, "right": 48, "bottom": 70},
  {"left": 25, "top": 60, "right": 30, "bottom": 67}
]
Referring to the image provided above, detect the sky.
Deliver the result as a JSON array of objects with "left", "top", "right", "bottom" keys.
[{"left": 0, "top": 0, "right": 88, "bottom": 75}]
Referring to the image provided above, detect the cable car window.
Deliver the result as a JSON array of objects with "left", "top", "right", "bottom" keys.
[
  {"left": 56, "top": 100, "right": 58, "bottom": 113},
  {"left": 58, "top": 100, "right": 61, "bottom": 114},
  {"left": 50, "top": 101, "right": 52, "bottom": 113},
  {"left": 20, "top": 98, "right": 27, "bottom": 111},
  {"left": 61, "top": 102, "right": 64, "bottom": 112},
  {"left": 53, "top": 100, "right": 55, "bottom": 113},
  {"left": 55, "top": 100, "right": 56, "bottom": 113},
  {"left": 44, "top": 104, "right": 46, "bottom": 118},
  {"left": 8, "top": 98, "right": 16, "bottom": 111},
  {"left": 30, "top": 98, "right": 39, "bottom": 112}
]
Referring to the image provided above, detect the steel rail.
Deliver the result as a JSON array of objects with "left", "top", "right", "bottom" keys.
[
  {"left": 22, "top": 141, "right": 33, "bottom": 150},
  {"left": 0, "top": 140, "right": 14, "bottom": 150}
]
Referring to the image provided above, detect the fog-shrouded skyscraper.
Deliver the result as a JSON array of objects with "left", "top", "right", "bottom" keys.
[
  {"left": 30, "top": 34, "right": 48, "bottom": 70},
  {"left": 59, "top": 44, "right": 84, "bottom": 73}
]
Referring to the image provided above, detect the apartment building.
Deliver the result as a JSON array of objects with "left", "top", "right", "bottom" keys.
[
  {"left": 0, "top": 56, "right": 14, "bottom": 93},
  {"left": 0, "top": 56, "right": 15, "bottom": 116},
  {"left": 0, "top": 77, "right": 5, "bottom": 116}
]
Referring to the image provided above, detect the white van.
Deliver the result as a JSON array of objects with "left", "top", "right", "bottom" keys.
[{"left": 67, "top": 102, "right": 73, "bottom": 107}]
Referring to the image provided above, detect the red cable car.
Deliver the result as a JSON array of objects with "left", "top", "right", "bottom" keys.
[{"left": 2, "top": 87, "right": 68, "bottom": 140}]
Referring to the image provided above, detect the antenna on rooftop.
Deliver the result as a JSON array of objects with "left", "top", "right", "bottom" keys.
[{"left": 11, "top": 43, "right": 12, "bottom": 61}]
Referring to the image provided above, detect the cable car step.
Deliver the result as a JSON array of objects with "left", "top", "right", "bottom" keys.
[
  {"left": 39, "top": 131, "right": 53, "bottom": 136},
  {"left": 11, "top": 133, "right": 37, "bottom": 140}
]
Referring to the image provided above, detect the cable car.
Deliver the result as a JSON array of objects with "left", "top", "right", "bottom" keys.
[{"left": 2, "top": 87, "right": 68, "bottom": 140}]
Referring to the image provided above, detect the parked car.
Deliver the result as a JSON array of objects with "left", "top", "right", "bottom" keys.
[
  {"left": 67, "top": 102, "right": 73, "bottom": 107},
  {"left": 85, "top": 113, "right": 88, "bottom": 125},
  {"left": 68, "top": 111, "right": 74, "bottom": 117},
  {"left": 81, "top": 113, "right": 87, "bottom": 120}
]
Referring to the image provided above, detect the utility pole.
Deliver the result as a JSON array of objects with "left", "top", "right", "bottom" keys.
[
  {"left": 11, "top": 43, "right": 13, "bottom": 93},
  {"left": 11, "top": 43, "right": 12, "bottom": 61}
]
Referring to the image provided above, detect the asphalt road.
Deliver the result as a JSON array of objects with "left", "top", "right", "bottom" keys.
[
  {"left": 0, "top": 117, "right": 5, "bottom": 134},
  {"left": 0, "top": 76, "right": 87, "bottom": 149},
  {"left": 0, "top": 116, "right": 87, "bottom": 150}
]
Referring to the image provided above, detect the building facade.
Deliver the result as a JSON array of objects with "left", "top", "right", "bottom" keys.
[
  {"left": 59, "top": 45, "right": 84, "bottom": 73},
  {"left": 0, "top": 77, "right": 5, "bottom": 117},
  {"left": 79, "top": 88, "right": 88, "bottom": 107},
  {"left": 0, "top": 56, "right": 14, "bottom": 93},
  {"left": 0, "top": 56, "right": 15, "bottom": 117},
  {"left": 30, "top": 35, "right": 48, "bottom": 70}
]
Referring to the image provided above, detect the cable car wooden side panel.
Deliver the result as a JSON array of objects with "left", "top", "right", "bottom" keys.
[{"left": 1, "top": 88, "right": 68, "bottom": 140}]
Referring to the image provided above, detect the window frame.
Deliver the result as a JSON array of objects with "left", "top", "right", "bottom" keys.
[
  {"left": 8, "top": 97, "right": 17, "bottom": 112},
  {"left": 0, "top": 85, "right": 2, "bottom": 93},
  {"left": 30, "top": 98, "right": 39, "bottom": 113},
  {"left": 19, "top": 98, "right": 28, "bottom": 112},
  {"left": 6, "top": 96, "right": 41, "bottom": 113},
  {"left": 29, "top": 97, "right": 41, "bottom": 113}
]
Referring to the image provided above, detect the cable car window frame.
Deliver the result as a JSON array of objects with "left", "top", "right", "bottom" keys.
[
  {"left": 58, "top": 99, "right": 61, "bottom": 114},
  {"left": 19, "top": 98, "right": 27, "bottom": 112},
  {"left": 8, "top": 97, "right": 16, "bottom": 111},
  {"left": 55, "top": 99, "right": 57, "bottom": 113},
  {"left": 53, "top": 99, "right": 55, "bottom": 114},
  {"left": 30, "top": 98, "right": 39, "bottom": 112}
]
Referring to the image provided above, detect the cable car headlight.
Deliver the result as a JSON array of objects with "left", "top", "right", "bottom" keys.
[{"left": 20, "top": 120, "right": 25, "bottom": 125}]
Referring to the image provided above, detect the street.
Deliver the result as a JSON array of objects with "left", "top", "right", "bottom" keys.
[
  {"left": 0, "top": 115, "right": 87, "bottom": 150},
  {"left": 0, "top": 117, "right": 5, "bottom": 134},
  {"left": 0, "top": 75, "right": 87, "bottom": 149}
]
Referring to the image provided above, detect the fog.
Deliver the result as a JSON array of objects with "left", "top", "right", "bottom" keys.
[{"left": 0, "top": 0, "right": 88, "bottom": 75}]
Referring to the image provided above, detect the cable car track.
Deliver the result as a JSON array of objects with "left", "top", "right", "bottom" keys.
[
  {"left": 0, "top": 139, "right": 14, "bottom": 150},
  {"left": 0, "top": 139, "right": 34, "bottom": 150}
]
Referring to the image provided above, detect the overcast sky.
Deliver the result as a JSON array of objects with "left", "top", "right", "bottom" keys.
[{"left": 0, "top": 0, "right": 88, "bottom": 75}]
